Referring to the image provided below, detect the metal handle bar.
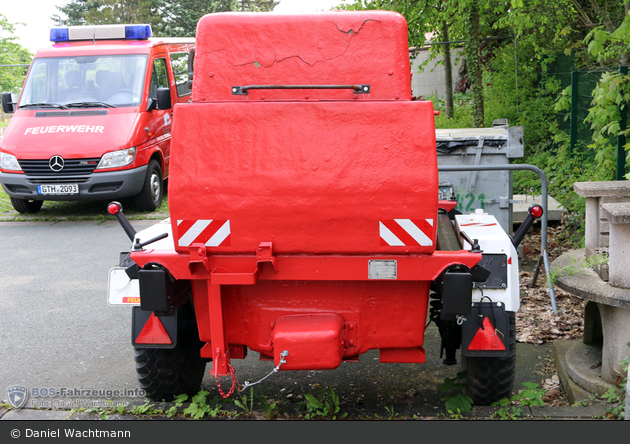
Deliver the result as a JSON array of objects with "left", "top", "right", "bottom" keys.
[
  {"left": 438, "top": 163, "right": 557, "bottom": 314},
  {"left": 232, "top": 84, "right": 370, "bottom": 95}
]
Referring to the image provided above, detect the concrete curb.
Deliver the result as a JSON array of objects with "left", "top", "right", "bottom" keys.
[{"left": 0, "top": 400, "right": 610, "bottom": 421}]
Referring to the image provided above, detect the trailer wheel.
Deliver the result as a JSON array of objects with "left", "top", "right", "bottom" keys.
[
  {"left": 10, "top": 197, "right": 43, "bottom": 214},
  {"left": 465, "top": 311, "right": 516, "bottom": 406},
  {"left": 134, "top": 159, "right": 163, "bottom": 212},
  {"left": 134, "top": 304, "right": 206, "bottom": 401}
]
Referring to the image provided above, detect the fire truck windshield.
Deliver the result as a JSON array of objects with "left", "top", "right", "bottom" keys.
[{"left": 18, "top": 54, "right": 148, "bottom": 109}]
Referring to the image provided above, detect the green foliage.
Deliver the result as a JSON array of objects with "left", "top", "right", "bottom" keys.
[
  {"left": 549, "top": 252, "right": 609, "bottom": 285},
  {"left": 257, "top": 392, "right": 279, "bottom": 420},
  {"left": 166, "top": 393, "right": 189, "bottom": 418},
  {"left": 234, "top": 387, "right": 255, "bottom": 416},
  {"left": 512, "top": 382, "right": 545, "bottom": 406},
  {"left": 490, "top": 382, "right": 545, "bottom": 420},
  {"left": 133, "top": 400, "right": 163, "bottom": 415},
  {"left": 439, "top": 371, "right": 474, "bottom": 417},
  {"left": 513, "top": 144, "right": 610, "bottom": 246},
  {"left": 383, "top": 405, "right": 399, "bottom": 420},
  {"left": 174, "top": 390, "right": 223, "bottom": 420},
  {"left": 599, "top": 355, "right": 628, "bottom": 420},
  {"left": 484, "top": 42, "right": 563, "bottom": 148},
  {"left": 0, "top": 13, "right": 33, "bottom": 94},
  {"left": 302, "top": 385, "right": 347, "bottom": 420},
  {"left": 491, "top": 402, "right": 522, "bottom": 420},
  {"left": 433, "top": 93, "right": 474, "bottom": 128}
]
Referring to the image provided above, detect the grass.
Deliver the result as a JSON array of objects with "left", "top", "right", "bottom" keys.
[{"left": 0, "top": 188, "right": 169, "bottom": 222}]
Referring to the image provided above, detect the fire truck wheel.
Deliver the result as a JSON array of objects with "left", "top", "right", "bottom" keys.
[
  {"left": 134, "top": 306, "right": 206, "bottom": 401},
  {"left": 465, "top": 311, "right": 516, "bottom": 406},
  {"left": 10, "top": 197, "right": 43, "bottom": 214},
  {"left": 134, "top": 159, "right": 163, "bottom": 212}
]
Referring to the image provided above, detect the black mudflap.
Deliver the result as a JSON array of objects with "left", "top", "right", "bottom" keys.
[
  {"left": 132, "top": 307, "right": 178, "bottom": 349},
  {"left": 461, "top": 301, "right": 510, "bottom": 358}
]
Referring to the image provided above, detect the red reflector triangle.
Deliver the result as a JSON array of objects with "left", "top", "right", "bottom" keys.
[
  {"left": 136, "top": 313, "right": 172, "bottom": 345},
  {"left": 468, "top": 317, "right": 506, "bottom": 351}
]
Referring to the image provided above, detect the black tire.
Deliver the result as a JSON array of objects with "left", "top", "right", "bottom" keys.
[
  {"left": 10, "top": 197, "right": 43, "bottom": 214},
  {"left": 465, "top": 311, "right": 516, "bottom": 406},
  {"left": 133, "top": 159, "right": 163, "bottom": 212},
  {"left": 134, "top": 302, "right": 206, "bottom": 401}
]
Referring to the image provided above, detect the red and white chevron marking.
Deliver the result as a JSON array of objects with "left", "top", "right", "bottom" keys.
[
  {"left": 176, "top": 220, "right": 231, "bottom": 247},
  {"left": 379, "top": 219, "right": 434, "bottom": 247}
]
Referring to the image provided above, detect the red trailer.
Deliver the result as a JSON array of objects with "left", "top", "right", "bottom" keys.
[{"left": 107, "top": 11, "right": 542, "bottom": 405}]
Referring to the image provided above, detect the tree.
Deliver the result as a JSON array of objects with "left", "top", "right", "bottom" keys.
[
  {"left": 336, "top": 0, "right": 502, "bottom": 127},
  {"left": 0, "top": 13, "right": 32, "bottom": 94},
  {"left": 56, "top": 1, "right": 106, "bottom": 26},
  {"left": 55, "top": 0, "right": 277, "bottom": 37},
  {"left": 462, "top": 1, "right": 483, "bottom": 127}
]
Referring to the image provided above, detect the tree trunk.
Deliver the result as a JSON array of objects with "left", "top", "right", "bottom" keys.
[
  {"left": 465, "top": 3, "right": 484, "bottom": 128},
  {"left": 442, "top": 21, "right": 454, "bottom": 119}
]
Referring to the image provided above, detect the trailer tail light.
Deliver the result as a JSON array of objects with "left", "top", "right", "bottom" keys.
[
  {"left": 135, "top": 313, "right": 172, "bottom": 345},
  {"left": 467, "top": 317, "right": 506, "bottom": 351}
]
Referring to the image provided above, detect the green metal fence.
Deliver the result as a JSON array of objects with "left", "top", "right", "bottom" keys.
[{"left": 547, "top": 54, "right": 628, "bottom": 179}]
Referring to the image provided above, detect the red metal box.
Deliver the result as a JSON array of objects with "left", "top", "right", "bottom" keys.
[
  {"left": 193, "top": 11, "right": 411, "bottom": 101},
  {"left": 169, "top": 100, "right": 438, "bottom": 254}
]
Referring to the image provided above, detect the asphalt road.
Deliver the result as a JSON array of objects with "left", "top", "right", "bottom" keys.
[{"left": 0, "top": 219, "right": 556, "bottom": 415}]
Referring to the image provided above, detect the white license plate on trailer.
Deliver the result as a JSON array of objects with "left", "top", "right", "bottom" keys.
[
  {"left": 37, "top": 184, "right": 79, "bottom": 195},
  {"left": 107, "top": 267, "right": 140, "bottom": 305}
]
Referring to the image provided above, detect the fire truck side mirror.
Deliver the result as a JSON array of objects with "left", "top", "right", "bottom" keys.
[
  {"left": 147, "top": 87, "right": 172, "bottom": 112},
  {"left": 156, "top": 87, "right": 172, "bottom": 110},
  {"left": 2, "top": 92, "right": 15, "bottom": 114},
  {"left": 187, "top": 48, "right": 195, "bottom": 90}
]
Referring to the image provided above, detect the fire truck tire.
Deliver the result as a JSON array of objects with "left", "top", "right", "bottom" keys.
[
  {"left": 10, "top": 197, "right": 43, "bottom": 214},
  {"left": 465, "top": 311, "right": 516, "bottom": 406},
  {"left": 134, "top": 159, "right": 163, "bottom": 212},
  {"left": 134, "top": 306, "right": 206, "bottom": 401}
]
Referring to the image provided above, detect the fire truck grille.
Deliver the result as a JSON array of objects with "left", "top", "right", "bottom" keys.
[
  {"left": 27, "top": 178, "right": 90, "bottom": 185},
  {"left": 18, "top": 158, "right": 100, "bottom": 176}
]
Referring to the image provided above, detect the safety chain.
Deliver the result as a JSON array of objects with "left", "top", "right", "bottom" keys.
[
  {"left": 214, "top": 363, "right": 237, "bottom": 399},
  {"left": 239, "top": 350, "right": 289, "bottom": 392}
]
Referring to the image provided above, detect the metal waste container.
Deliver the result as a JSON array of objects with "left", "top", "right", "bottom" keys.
[{"left": 436, "top": 120, "right": 524, "bottom": 234}]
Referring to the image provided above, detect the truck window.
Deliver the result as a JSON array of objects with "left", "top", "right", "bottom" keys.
[
  {"left": 18, "top": 55, "right": 148, "bottom": 108},
  {"left": 149, "top": 58, "right": 169, "bottom": 101},
  {"left": 169, "top": 52, "right": 190, "bottom": 97}
]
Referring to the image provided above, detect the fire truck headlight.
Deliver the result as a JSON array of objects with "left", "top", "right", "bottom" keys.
[
  {"left": 96, "top": 147, "right": 136, "bottom": 170},
  {"left": 0, "top": 152, "right": 22, "bottom": 171}
]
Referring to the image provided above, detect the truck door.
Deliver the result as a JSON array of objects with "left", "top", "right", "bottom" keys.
[
  {"left": 146, "top": 57, "right": 172, "bottom": 177},
  {"left": 163, "top": 50, "right": 192, "bottom": 178}
]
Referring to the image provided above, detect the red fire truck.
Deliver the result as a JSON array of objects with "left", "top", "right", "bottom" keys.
[
  {"left": 107, "top": 11, "right": 542, "bottom": 406},
  {"left": 0, "top": 24, "right": 194, "bottom": 213}
]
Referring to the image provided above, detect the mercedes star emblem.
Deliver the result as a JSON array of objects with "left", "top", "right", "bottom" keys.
[{"left": 49, "top": 155, "right": 64, "bottom": 172}]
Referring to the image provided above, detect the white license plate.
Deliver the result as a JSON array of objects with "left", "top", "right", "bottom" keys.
[
  {"left": 107, "top": 267, "right": 140, "bottom": 305},
  {"left": 37, "top": 184, "right": 79, "bottom": 195}
]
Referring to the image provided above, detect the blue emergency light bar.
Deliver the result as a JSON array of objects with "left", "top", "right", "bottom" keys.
[{"left": 50, "top": 24, "right": 152, "bottom": 42}]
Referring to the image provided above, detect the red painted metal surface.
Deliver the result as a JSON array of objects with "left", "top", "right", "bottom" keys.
[
  {"left": 133, "top": 11, "right": 484, "bottom": 375},
  {"left": 193, "top": 11, "right": 411, "bottom": 102},
  {"left": 272, "top": 313, "right": 345, "bottom": 370},
  {"left": 169, "top": 100, "right": 438, "bottom": 255}
]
